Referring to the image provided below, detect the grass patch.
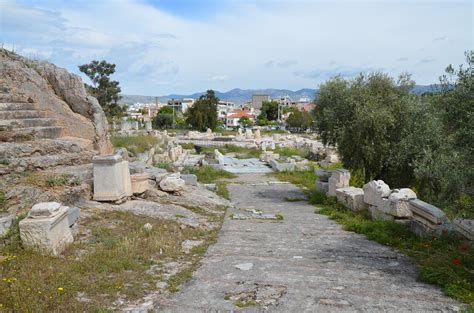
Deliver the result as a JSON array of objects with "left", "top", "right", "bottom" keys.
[
  {"left": 274, "top": 146, "right": 308, "bottom": 158},
  {"left": 216, "top": 182, "right": 231, "bottom": 200},
  {"left": 185, "top": 166, "right": 236, "bottom": 184},
  {"left": 275, "top": 213, "right": 284, "bottom": 220},
  {"left": 180, "top": 143, "right": 195, "bottom": 150},
  {"left": 23, "top": 172, "right": 80, "bottom": 189},
  {"left": 0, "top": 210, "right": 221, "bottom": 311},
  {"left": 270, "top": 168, "right": 317, "bottom": 191},
  {"left": 111, "top": 135, "right": 159, "bottom": 155},
  {"left": 155, "top": 162, "right": 173, "bottom": 172},
  {"left": 235, "top": 299, "right": 257, "bottom": 307},
  {"left": 311, "top": 191, "right": 474, "bottom": 307},
  {"left": 285, "top": 197, "right": 304, "bottom": 202}
]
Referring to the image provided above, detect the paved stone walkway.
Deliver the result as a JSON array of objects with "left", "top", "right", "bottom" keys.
[{"left": 161, "top": 174, "right": 460, "bottom": 312}]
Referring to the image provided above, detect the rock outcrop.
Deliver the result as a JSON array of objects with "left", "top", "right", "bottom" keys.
[{"left": 0, "top": 49, "right": 112, "bottom": 154}]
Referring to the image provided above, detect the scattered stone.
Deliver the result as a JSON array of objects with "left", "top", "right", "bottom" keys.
[
  {"left": 328, "top": 169, "right": 350, "bottom": 196},
  {"left": 181, "top": 239, "right": 204, "bottom": 254},
  {"left": 335, "top": 187, "right": 367, "bottom": 211},
  {"left": 315, "top": 169, "right": 331, "bottom": 182},
  {"left": 19, "top": 202, "right": 74, "bottom": 255},
  {"left": 378, "top": 188, "right": 417, "bottom": 217},
  {"left": 316, "top": 180, "right": 329, "bottom": 193},
  {"left": 453, "top": 219, "right": 474, "bottom": 241},
  {"left": 180, "top": 174, "right": 198, "bottom": 186},
  {"left": 409, "top": 199, "right": 448, "bottom": 227},
  {"left": 234, "top": 262, "right": 253, "bottom": 271},
  {"left": 269, "top": 159, "right": 295, "bottom": 172},
  {"left": 143, "top": 223, "right": 153, "bottom": 231},
  {"left": 159, "top": 175, "right": 186, "bottom": 193},
  {"left": 131, "top": 173, "right": 150, "bottom": 194},
  {"left": 363, "top": 180, "right": 391, "bottom": 206},
  {"left": 369, "top": 205, "right": 394, "bottom": 221},
  {"left": 0, "top": 213, "right": 14, "bottom": 237}
]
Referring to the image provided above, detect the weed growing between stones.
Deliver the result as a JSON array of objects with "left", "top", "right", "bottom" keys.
[
  {"left": 275, "top": 213, "right": 284, "bottom": 220},
  {"left": 311, "top": 192, "right": 474, "bottom": 307},
  {"left": 216, "top": 182, "right": 230, "bottom": 200}
]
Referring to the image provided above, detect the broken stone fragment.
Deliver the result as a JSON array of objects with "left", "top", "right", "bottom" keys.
[
  {"left": 408, "top": 199, "right": 448, "bottom": 226},
  {"left": 159, "top": 175, "right": 186, "bottom": 193},
  {"left": 363, "top": 180, "right": 391, "bottom": 206},
  {"left": 328, "top": 169, "right": 350, "bottom": 196},
  {"left": 335, "top": 187, "right": 367, "bottom": 211},
  {"left": 28, "top": 201, "right": 61, "bottom": 218}
]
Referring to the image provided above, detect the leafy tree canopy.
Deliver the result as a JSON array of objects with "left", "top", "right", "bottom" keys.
[
  {"left": 79, "top": 60, "right": 123, "bottom": 120},
  {"left": 185, "top": 90, "right": 218, "bottom": 131},
  {"left": 258, "top": 101, "right": 279, "bottom": 121}
]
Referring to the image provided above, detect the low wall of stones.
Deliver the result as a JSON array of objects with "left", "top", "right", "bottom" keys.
[{"left": 315, "top": 169, "right": 473, "bottom": 241}]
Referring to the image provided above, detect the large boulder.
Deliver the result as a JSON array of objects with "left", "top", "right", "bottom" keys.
[{"left": 0, "top": 49, "right": 112, "bottom": 154}]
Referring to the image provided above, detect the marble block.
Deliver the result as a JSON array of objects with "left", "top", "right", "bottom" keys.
[
  {"left": 92, "top": 155, "right": 127, "bottom": 201},
  {"left": 131, "top": 173, "right": 150, "bottom": 194},
  {"left": 122, "top": 160, "right": 133, "bottom": 197},
  {"left": 328, "top": 169, "right": 350, "bottom": 196},
  {"left": 19, "top": 202, "right": 74, "bottom": 256}
]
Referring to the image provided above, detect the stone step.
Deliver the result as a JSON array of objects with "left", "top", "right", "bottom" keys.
[
  {"left": 0, "top": 110, "right": 46, "bottom": 119},
  {"left": 0, "top": 118, "right": 57, "bottom": 128},
  {"left": 1, "top": 151, "right": 96, "bottom": 173},
  {"left": 0, "top": 139, "right": 87, "bottom": 159},
  {"left": 0, "top": 102, "right": 37, "bottom": 111},
  {"left": 0, "top": 126, "right": 64, "bottom": 142}
]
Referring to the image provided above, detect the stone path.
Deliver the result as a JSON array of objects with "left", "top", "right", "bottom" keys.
[{"left": 161, "top": 173, "right": 460, "bottom": 312}]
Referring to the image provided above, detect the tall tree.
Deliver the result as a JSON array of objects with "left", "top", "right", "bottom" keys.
[
  {"left": 185, "top": 90, "right": 218, "bottom": 131},
  {"left": 79, "top": 60, "right": 123, "bottom": 119},
  {"left": 313, "top": 73, "right": 417, "bottom": 183},
  {"left": 258, "top": 101, "right": 279, "bottom": 121}
]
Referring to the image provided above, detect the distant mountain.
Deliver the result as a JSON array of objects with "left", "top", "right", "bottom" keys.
[
  {"left": 119, "top": 85, "right": 435, "bottom": 105},
  {"left": 119, "top": 88, "right": 318, "bottom": 105}
]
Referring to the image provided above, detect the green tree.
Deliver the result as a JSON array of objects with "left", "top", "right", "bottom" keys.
[
  {"left": 185, "top": 90, "right": 218, "bottom": 131},
  {"left": 258, "top": 101, "right": 279, "bottom": 121},
  {"left": 152, "top": 114, "right": 173, "bottom": 129},
  {"left": 314, "top": 73, "right": 417, "bottom": 183},
  {"left": 159, "top": 105, "right": 174, "bottom": 114},
  {"left": 239, "top": 117, "right": 253, "bottom": 128},
  {"left": 286, "top": 109, "right": 313, "bottom": 130},
  {"left": 78, "top": 60, "right": 123, "bottom": 119}
]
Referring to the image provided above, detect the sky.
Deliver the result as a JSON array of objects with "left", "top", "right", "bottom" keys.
[{"left": 1, "top": 0, "right": 472, "bottom": 95}]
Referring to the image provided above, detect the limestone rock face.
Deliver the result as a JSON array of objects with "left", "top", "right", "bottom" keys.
[{"left": 0, "top": 49, "right": 112, "bottom": 154}]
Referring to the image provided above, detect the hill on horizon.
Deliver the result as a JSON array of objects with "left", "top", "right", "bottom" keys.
[{"left": 119, "top": 86, "right": 435, "bottom": 105}]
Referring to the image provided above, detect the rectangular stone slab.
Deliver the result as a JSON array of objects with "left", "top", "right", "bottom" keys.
[{"left": 408, "top": 199, "right": 447, "bottom": 225}]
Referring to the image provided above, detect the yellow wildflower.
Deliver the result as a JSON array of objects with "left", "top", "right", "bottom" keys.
[{"left": 58, "top": 287, "right": 64, "bottom": 291}]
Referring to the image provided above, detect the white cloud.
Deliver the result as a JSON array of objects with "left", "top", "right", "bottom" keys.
[
  {"left": 1, "top": 0, "right": 472, "bottom": 95},
  {"left": 210, "top": 75, "right": 229, "bottom": 82}
]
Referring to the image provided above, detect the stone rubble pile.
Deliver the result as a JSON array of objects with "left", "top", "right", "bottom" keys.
[{"left": 315, "top": 169, "right": 473, "bottom": 240}]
